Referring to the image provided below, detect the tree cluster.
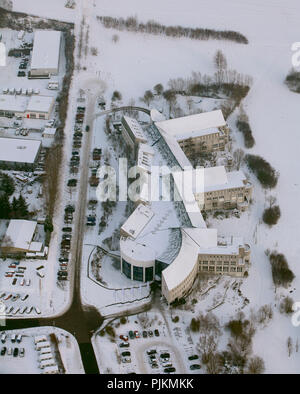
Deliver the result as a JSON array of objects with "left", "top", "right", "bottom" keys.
[
  {"left": 98, "top": 16, "right": 248, "bottom": 44},
  {"left": 245, "top": 154, "right": 279, "bottom": 188}
]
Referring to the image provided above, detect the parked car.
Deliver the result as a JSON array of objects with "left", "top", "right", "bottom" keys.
[
  {"left": 119, "top": 335, "right": 128, "bottom": 342},
  {"left": 190, "top": 364, "right": 201, "bottom": 370},
  {"left": 19, "top": 348, "right": 25, "bottom": 357},
  {"left": 188, "top": 355, "right": 199, "bottom": 361},
  {"left": 129, "top": 331, "right": 135, "bottom": 340},
  {"left": 148, "top": 330, "right": 153, "bottom": 337},
  {"left": 17, "top": 71, "right": 26, "bottom": 77},
  {"left": 1, "top": 347, "right": 6, "bottom": 356},
  {"left": 154, "top": 329, "right": 160, "bottom": 337},
  {"left": 164, "top": 367, "right": 176, "bottom": 373},
  {"left": 13, "top": 348, "right": 19, "bottom": 357},
  {"left": 142, "top": 331, "right": 147, "bottom": 338},
  {"left": 121, "top": 351, "right": 131, "bottom": 357},
  {"left": 119, "top": 342, "right": 130, "bottom": 348}
]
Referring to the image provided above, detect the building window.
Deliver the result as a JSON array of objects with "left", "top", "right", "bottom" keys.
[
  {"left": 145, "top": 266, "right": 153, "bottom": 281},
  {"left": 230, "top": 267, "right": 236, "bottom": 272},
  {"left": 122, "top": 259, "right": 131, "bottom": 279},
  {"left": 223, "top": 267, "right": 229, "bottom": 272},
  {"left": 133, "top": 265, "right": 144, "bottom": 281}
]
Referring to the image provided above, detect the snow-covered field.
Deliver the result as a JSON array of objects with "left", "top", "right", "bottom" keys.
[{"left": 8, "top": 0, "right": 300, "bottom": 373}]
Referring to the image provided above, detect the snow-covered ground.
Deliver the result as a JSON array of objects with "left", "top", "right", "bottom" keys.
[
  {"left": 0, "top": 326, "right": 85, "bottom": 374},
  {"left": 8, "top": 0, "right": 300, "bottom": 373}
]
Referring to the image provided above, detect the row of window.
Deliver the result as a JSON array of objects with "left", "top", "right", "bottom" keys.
[{"left": 200, "top": 266, "right": 243, "bottom": 273}]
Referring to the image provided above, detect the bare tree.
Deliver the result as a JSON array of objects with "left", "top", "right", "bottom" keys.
[
  {"left": 214, "top": 50, "right": 227, "bottom": 85},
  {"left": 233, "top": 148, "right": 245, "bottom": 170},
  {"left": 142, "top": 90, "right": 154, "bottom": 106},
  {"left": 153, "top": 83, "right": 164, "bottom": 95},
  {"left": 287, "top": 336, "right": 293, "bottom": 357},
  {"left": 246, "top": 356, "right": 265, "bottom": 374}
]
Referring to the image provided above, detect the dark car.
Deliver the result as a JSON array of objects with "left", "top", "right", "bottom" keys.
[
  {"left": 164, "top": 367, "right": 176, "bottom": 373},
  {"left": 85, "top": 125, "right": 90, "bottom": 132},
  {"left": 160, "top": 352, "right": 170, "bottom": 359},
  {"left": 119, "top": 342, "right": 129, "bottom": 348},
  {"left": 17, "top": 71, "right": 26, "bottom": 77},
  {"left": 13, "top": 348, "right": 19, "bottom": 357},
  {"left": 190, "top": 364, "right": 201, "bottom": 370},
  {"left": 121, "top": 351, "right": 131, "bottom": 357},
  {"left": 129, "top": 331, "right": 135, "bottom": 340},
  {"left": 59, "top": 257, "right": 69, "bottom": 263},
  {"left": 147, "top": 349, "right": 156, "bottom": 355},
  {"left": 58, "top": 271, "right": 68, "bottom": 277},
  {"left": 62, "top": 227, "right": 72, "bottom": 233},
  {"left": 67, "top": 179, "right": 77, "bottom": 187},
  {"left": 1, "top": 347, "right": 6, "bottom": 356},
  {"left": 188, "top": 355, "right": 199, "bottom": 361},
  {"left": 154, "top": 329, "right": 159, "bottom": 337},
  {"left": 65, "top": 205, "right": 75, "bottom": 213},
  {"left": 142, "top": 331, "right": 147, "bottom": 338}
]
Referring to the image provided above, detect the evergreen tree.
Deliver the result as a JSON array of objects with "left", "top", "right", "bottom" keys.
[{"left": 0, "top": 194, "right": 11, "bottom": 219}]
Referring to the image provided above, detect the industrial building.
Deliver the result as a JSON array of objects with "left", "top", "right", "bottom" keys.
[
  {"left": 25, "top": 95, "right": 55, "bottom": 120},
  {"left": 0, "top": 94, "right": 54, "bottom": 119},
  {"left": 0, "top": 137, "right": 41, "bottom": 170},
  {"left": 30, "top": 30, "right": 62, "bottom": 77}
]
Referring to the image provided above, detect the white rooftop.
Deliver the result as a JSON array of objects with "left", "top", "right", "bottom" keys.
[
  {"left": 162, "top": 229, "right": 200, "bottom": 291},
  {"left": 157, "top": 127, "right": 192, "bottom": 169},
  {"left": 202, "top": 167, "right": 248, "bottom": 193},
  {"left": 172, "top": 168, "right": 206, "bottom": 229},
  {"left": 31, "top": 30, "right": 61, "bottom": 72},
  {"left": 26, "top": 95, "right": 54, "bottom": 114},
  {"left": 155, "top": 110, "right": 226, "bottom": 140},
  {"left": 137, "top": 143, "right": 154, "bottom": 172},
  {"left": 2, "top": 220, "right": 37, "bottom": 252},
  {"left": 122, "top": 116, "right": 147, "bottom": 142},
  {"left": 121, "top": 204, "right": 154, "bottom": 239},
  {"left": 198, "top": 236, "right": 246, "bottom": 255},
  {"left": 0, "top": 95, "right": 27, "bottom": 113},
  {"left": 0, "top": 137, "right": 41, "bottom": 164}
]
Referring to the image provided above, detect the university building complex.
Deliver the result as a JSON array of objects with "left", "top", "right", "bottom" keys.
[{"left": 119, "top": 109, "right": 252, "bottom": 304}]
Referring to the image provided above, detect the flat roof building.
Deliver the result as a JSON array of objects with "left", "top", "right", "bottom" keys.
[
  {"left": 25, "top": 95, "right": 55, "bottom": 120},
  {"left": 0, "top": 137, "right": 41, "bottom": 169},
  {"left": 121, "top": 204, "right": 154, "bottom": 239},
  {"left": 31, "top": 30, "right": 61, "bottom": 77},
  {"left": 155, "top": 110, "right": 226, "bottom": 140},
  {"left": 0, "top": 95, "right": 27, "bottom": 117},
  {"left": 1, "top": 220, "right": 37, "bottom": 254}
]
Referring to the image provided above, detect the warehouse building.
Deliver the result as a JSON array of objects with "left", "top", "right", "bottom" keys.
[
  {"left": 24, "top": 95, "right": 55, "bottom": 120},
  {"left": 0, "top": 137, "right": 41, "bottom": 170},
  {"left": 0, "top": 95, "right": 27, "bottom": 118},
  {"left": 0, "top": 94, "right": 54, "bottom": 119},
  {"left": 1, "top": 220, "right": 38, "bottom": 254},
  {"left": 30, "top": 30, "right": 62, "bottom": 77}
]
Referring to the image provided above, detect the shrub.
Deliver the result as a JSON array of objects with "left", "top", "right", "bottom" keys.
[
  {"left": 269, "top": 252, "right": 295, "bottom": 288},
  {"left": 247, "top": 356, "right": 265, "bottom": 374},
  {"left": 245, "top": 154, "right": 278, "bottom": 188},
  {"left": 190, "top": 317, "right": 200, "bottom": 332},
  {"left": 112, "top": 90, "right": 122, "bottom": 101},
  {"left": 120, "top": 316, "right": 127, "bottom": 324},
  {"left": 263, "top": 205, "right": 281, "bottom": 225},
  {"left": 280, "top": 297, "right": 294, "bottom": 314},
  {"left": 105, "top": 325, "right": 116, "bottom": 337},
  {"left": 236, "top": 120, "right": 255, "bottom": 148},
  {"left": 285, "top": 69, "right": 300, "bottom": 93},
  {"left": 172, "top": 316, "right": 179, "bottom": 323}
]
